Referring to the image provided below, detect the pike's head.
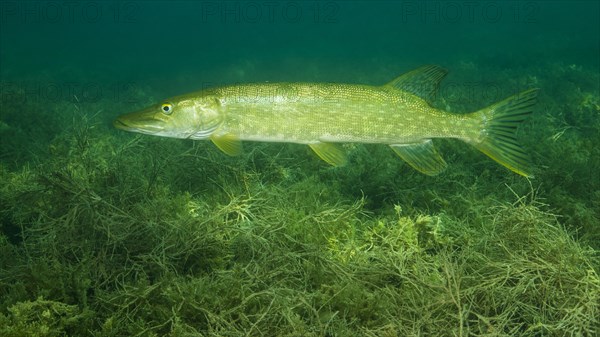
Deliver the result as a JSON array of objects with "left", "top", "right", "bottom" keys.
[{"left": 113, "top": 94, "right": 223, "bottom": 139}]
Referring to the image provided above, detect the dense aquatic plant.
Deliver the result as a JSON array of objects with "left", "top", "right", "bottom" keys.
[{"left": 0, "top": 61, "right": 598, "bottom": 335}]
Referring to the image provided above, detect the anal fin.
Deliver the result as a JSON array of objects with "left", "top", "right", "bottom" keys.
[
  {"left": 390, "top": 140, "right": 447, "bottom": 176},
  {"left": 309, "top": 142, "right": 347, "bottom": 166}
]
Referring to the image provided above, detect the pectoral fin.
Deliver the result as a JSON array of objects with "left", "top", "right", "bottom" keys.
[
  {"left": 211, "top": 134, "right": 242, "bottom": 156},
  {"left": 390, "top": 140, "right": 447, "bottom": 176},
  {"left": 309, "top": 142, "right": 347, "bottom": 166}
]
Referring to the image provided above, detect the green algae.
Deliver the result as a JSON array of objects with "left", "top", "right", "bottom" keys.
[
  {"left": 0, "top": 297, "right": 92, "bottom": 337},
  {"left": 0, "top": 61, "right": 599, "bottom": 336}
]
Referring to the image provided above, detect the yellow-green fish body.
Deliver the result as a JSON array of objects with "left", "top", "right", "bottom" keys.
[{"left": 114, "top": 66, "right": 538, "bottom": 176}]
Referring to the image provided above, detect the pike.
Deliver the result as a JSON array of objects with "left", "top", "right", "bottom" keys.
[{"left": 114, "top": 65, "right": 538, "bottom": 176}]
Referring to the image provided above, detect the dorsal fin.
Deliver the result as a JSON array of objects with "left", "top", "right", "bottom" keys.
[{"left": 384, "top": 65, "right": 448, "bottom": 101}]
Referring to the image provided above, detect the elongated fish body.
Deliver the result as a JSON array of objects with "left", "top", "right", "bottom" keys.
[
  {"left": 114, "top": 66, "right": 538, "bottom": 177},
  {"left": 215, "top": 83, "right": 477, "bottom": 144}
]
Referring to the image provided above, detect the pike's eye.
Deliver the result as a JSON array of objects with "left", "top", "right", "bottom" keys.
[{"left": 161, "top": 103, "right": 173, "bottom": 115}]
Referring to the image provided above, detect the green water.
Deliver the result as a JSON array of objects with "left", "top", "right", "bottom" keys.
[{"left": 1, "top": 1, "right": 598, "bottom": 335}]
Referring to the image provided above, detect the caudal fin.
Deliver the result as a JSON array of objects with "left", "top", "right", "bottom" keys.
[{"left": 472, "top": 88, "right": 539, "bottom": 177}]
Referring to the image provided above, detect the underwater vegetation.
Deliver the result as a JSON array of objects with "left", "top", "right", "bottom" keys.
[{"left": 0, "top": 60, "right": 599, "bottom": 336}]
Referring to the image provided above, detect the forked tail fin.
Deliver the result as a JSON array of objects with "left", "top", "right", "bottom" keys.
[{"left": 471, "top": 88, "right": 539, "bottom": 177}]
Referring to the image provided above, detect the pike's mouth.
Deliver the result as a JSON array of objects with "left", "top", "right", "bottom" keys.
[
  {"left": 113, "top": 119, "right": 129, "bottom": 129},
  {"left": 113, "top": 117, "right": 164, "bottom": 134}
]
